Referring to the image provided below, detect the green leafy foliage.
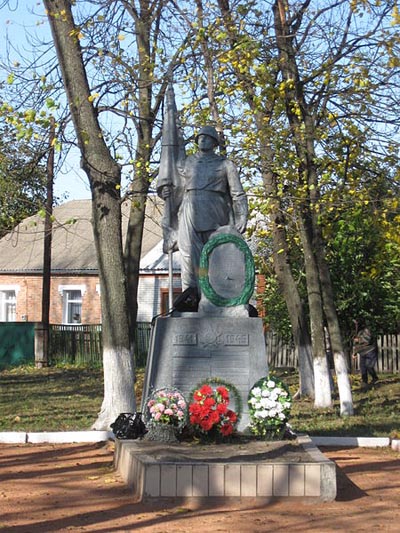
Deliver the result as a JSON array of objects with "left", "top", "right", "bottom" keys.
[
  {"left": 320, "top": 158, "right": 400, "bottom": 343},
  {"left": 187, "top": 0, "right": 400, "bottom": 342},
  {"left": 0, "top": 124, "right": 47, "bottom": 237}
]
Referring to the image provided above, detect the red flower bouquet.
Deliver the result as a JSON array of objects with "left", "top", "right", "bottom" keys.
[{"left": 189, "top": 383, "right": 238, "bottom": 439}]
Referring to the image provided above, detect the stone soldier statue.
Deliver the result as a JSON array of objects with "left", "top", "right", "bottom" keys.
[
  {"left": 145, "top": 88, "right": 266, "bottom": 432},
  {"left": 158, "top": 122, "right": 248, "bottom": 293}
]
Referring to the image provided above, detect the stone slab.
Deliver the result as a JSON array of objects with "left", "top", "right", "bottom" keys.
[
  {"left": 142, "top": 316, "right": 268, "bottom": 431},
  {"left": 114, "top": 435, "right": 337, "bottom": 503}
]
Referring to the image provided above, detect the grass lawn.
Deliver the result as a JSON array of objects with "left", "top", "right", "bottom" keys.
[{"left": 0, "top": 365, "right": 399, "bottom": 437}]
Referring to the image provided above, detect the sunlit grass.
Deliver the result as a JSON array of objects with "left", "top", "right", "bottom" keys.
[
  {"left": 280, "top": 370, "right": 400, "bottom": 437},
  {"left": 1, "top": 365, "right": 399, "bottom": 436}
]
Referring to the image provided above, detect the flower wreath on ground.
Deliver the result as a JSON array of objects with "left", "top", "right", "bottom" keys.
[
  {"left": 145, "top": 387, "right": 187, "bottom": 430},
  {"left": 188, "top": 378, "right": 242, "bottom": 440},
  {"left": 248, "top": 375, "right": 292, "bottom": 439}
]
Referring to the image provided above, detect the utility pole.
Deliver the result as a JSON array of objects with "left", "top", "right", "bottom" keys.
[{"left": 37, "top": 117, "right": 55, "bottom": 368}]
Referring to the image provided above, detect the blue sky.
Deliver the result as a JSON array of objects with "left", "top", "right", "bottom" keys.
[{"left": 1, "top": 2, "right": 92, "bottom": 200}]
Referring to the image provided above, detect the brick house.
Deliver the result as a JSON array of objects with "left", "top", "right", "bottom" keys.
[{"left": 0, "top": 198, "right": 181, "bottom": 325}]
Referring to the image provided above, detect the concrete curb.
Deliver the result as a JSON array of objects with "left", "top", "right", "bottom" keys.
[
  {"left": 0, "top": 432, "right": 398, "bottom": 448},
  {"left": 311, "top": 436, "right": 390, "bottom": 447},
  {"left": 0, "top": 431, "right": 114, "bottom": 444},
  {"left": 0, "top": 432, "right": 27, "bottom": 444},
  {"left": 392, "top": 439, "right": 400, "bottom": 451}
]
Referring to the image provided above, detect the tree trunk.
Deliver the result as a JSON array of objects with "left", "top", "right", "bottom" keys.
[
  {"left": 273, "top": 0, "right": 332, "bottom": 408},
  {"left": 262, "top": 167, "right": 314, "bottom": 396},
  {"left": 123, "top": 1, "right": 160, "bottom": 350},
  {"left": 316, "top": 232, "right": 354, "bottom": 415},
  {"left": 298, "top": 214, "right": 332, "bottom": 407},
  {"left": 272, "top": 0, "right": 353, "bottom": 412},
  {"left": 44, "top": 0, "right": 135, "bottom": 428},
  {"left": 125, "top": 187, "right": 147, "bottom": 335},
  {"left": 276, "top": 256, "right": 314, "bottom": 398},
  {"left": 39, "top": 117, "right": 55, "bottom": 368}
]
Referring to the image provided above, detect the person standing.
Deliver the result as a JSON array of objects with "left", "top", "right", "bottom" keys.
[{"left": 352, "top": 320, "right": 379, "bottom": 389}]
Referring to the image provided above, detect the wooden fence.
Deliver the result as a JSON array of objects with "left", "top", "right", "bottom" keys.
[
  {"left": 48, "top": 323, "right": 152, "bottom": 367},
  {"left": 374, "top": 334, "right": 399, "bottom": 373},
  {"left": 134, "top": 322, "right": 152, "bottom": 368},
  {"left": 47, "top": 324, "right": 400, "bottom": 373},
  {"left": 265, "top": 332, "right": 400, "bottom": 373},
  {"left": 265, "top": 331, "right": 297, "bottom": 368},
  {"left": 49, "top": 324, "right": 103, "bottom": 366}
]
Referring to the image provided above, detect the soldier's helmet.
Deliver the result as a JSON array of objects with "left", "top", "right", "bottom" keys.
[{"left": 195, "top": 125, "right": 220, "bottom": 145}]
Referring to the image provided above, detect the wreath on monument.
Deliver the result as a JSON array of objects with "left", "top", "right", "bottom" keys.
[
  {"left": 198, "top": 233, "right": 255, "bottom": 307},
  {"left": 188, "top": 377, "right": 242, "bottom": 439}
]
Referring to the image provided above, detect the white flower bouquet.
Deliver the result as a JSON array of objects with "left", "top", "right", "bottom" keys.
[{"left": 248, "top": 376, "right": 292, "bottom": 439}]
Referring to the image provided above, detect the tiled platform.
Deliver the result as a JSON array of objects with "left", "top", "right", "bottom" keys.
[{"left": 114, "top": 435, "right": 336, "bottom": 502}]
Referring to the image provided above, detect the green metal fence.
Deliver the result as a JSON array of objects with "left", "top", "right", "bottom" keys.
[{"left": 0, "top": 322, "right": 35, "bottom": 368}]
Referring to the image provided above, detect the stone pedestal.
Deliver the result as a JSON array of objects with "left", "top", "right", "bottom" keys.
[
  {"left": 114, "top": 436, "right": 337, "bottom": 502},
  {"left": 142, "top": 315, "right": 268, "bottom": 431}
]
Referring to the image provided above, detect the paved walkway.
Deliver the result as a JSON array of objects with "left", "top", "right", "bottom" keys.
[{"left": 0, "top": 442, "right": 399, "bottom": 532}]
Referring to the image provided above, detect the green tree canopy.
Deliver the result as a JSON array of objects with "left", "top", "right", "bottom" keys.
[{"left": 0, "top": 124, "right": 46, "bottom": 237}]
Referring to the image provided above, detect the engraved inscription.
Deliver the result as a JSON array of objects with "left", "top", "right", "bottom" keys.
[
  {"left": 224, "top": 333, "right": 249, "bottom": 346},
  {"left": 173, "top": 333, "right": 198, "bottom": 345},
  {"left": 173, "top": 357, "right": 212, "bottom": 395},
  {"left": 211, "top": 352, "right": 250, "bottom": 386},
  {"left": 200, "top": 331, "right": 249, "bottom": 348}
]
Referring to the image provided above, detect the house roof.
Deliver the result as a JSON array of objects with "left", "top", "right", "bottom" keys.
[
  {"left": 140, "top": 240, "right": 181, "bottom": 272},
  {"left": 0, "top": 196, "right": 171, "bottom": 274}
]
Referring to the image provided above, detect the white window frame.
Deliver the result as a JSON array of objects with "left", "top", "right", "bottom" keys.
[
  {"left": 58, "top": 285, "right": 86, "bottom": 325},
  {"left": 0, "top": 285, "right": 19, "bottom": 322}
]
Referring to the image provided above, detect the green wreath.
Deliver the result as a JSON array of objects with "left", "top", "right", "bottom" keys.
[{"left": 198, "top": 233, "right": 255, "bottom": 307}]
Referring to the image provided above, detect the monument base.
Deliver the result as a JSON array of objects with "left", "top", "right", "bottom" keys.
[
  {"left": 142, "top": 315, "right": 268, "bottom": 431},
  {"left": 114, "top": 436, "right": 337, "bottom": 502}
]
